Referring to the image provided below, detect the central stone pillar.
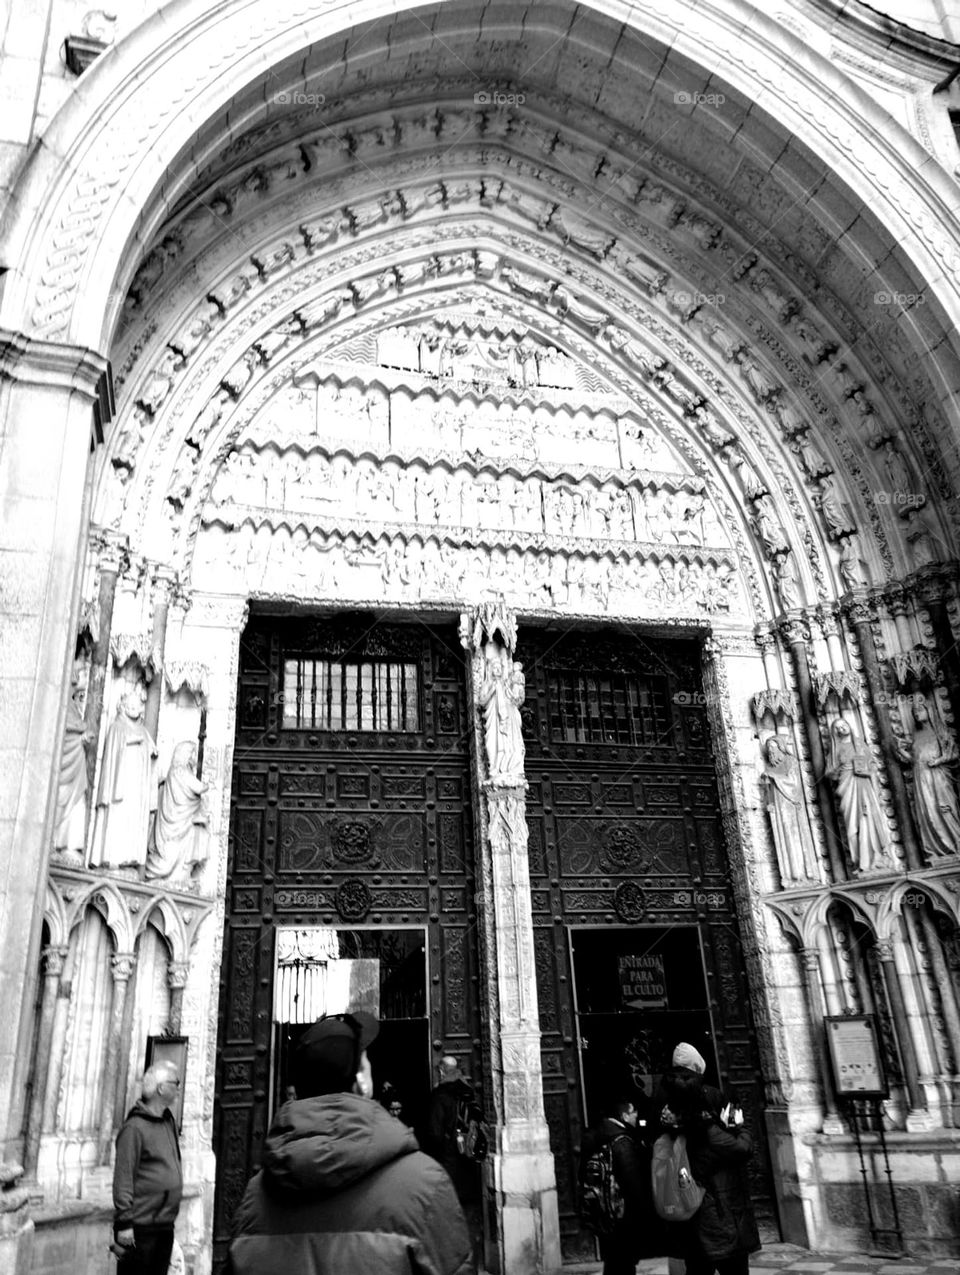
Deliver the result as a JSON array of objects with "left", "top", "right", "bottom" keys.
[{"left": 461, "top": 604, "right": 560, "bottom": 1275}]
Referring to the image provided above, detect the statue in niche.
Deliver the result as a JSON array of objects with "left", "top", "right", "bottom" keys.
[
  {"left": 477, "top": 642, "right": 525, "bottom": 782},
  {"left": 895, "top": 696, "right": 960, "bottom": 860},
  {"left": 759, "top": 735, "right": 819, "bottom": 884},
  {"left": 824, "top": 718, "right": 889, "bottom": 873},
  {"left": 53, "top": 667, "right": 93, "bottom": 857},
  {"left": 838, "top": 536, "right": 868, "bottom": 590},
  {"left": 771, "top": 551, "right": 802, "bottom": 610},
  {"left": 146, "top": 741, "right": 210, "bottom": 881},
  {"left": 750, "top": 495, "right": 789, "bottom": 557},
  {"left": 815, "top": 474, "right": 856, "bottom": 539},
  {"left": 90, "top": 684, "right": 158, "bottom": 870}
]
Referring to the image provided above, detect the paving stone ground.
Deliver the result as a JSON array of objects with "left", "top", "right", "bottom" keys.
[{"left": 552, "top": 1245, "right": 960, "bottom": 1275}]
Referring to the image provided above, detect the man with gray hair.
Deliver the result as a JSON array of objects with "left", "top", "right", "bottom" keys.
[{"left": 112, "top": 1060, "right": 183, "bottom": 1273}]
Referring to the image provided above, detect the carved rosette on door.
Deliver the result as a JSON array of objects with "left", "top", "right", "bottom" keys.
[{"left": 213, "top": 614, "right": 480, "bottom": 1271}]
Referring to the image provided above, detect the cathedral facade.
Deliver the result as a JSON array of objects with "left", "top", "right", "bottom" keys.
[{"left": 1, "top": 1, "right": 960, "bottom": 1271}]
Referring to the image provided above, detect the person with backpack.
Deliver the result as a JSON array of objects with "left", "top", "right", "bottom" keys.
[
  {"left": 579, "top": 1095, "right": 664, "bottom": 1275},
  {"left": 655, "top": 1061, "right": 760, "bottom": 1275},
  {"left": 422, "top": 1055, "right": 485, "bottom": 1271}
]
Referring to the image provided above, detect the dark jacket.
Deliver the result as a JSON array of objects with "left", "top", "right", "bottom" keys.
[
  {"left": 113, "top": 1102, "right": 182, "bottom": 1233},
  {"left": 230, "top": 1092, "right": 472, "bottom": 1275},
  {"left": 686, "top": 1122, "right": 761, "bottom": 1260},
  {"left": 580, "top": 1117, "right": 666, "bottom": 1260},
  {"left": 655, "top": 1070, "right": 759, "bottom": 1262},
  {"left": 422, "top": 1078, "right": 475, "bottom": 1171}
]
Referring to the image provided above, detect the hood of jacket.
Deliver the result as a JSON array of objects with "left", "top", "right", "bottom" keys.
[
  {"left": 124, "top": 1099, "right": 176, "bottom": 1125},
  {"left": 261, "top": 1092, "right": 419, "bottom": 1198},
  {"left": 600, "top": 1116, "right": 635, "bottom": 1142}
]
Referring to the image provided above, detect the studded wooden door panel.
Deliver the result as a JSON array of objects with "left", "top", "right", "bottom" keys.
[
  {"left": 213, "top": 614, "right": 478, "bottom": 1270},
  {"left": 516, "top": 627, "right": 773, "bottom": 1261}
]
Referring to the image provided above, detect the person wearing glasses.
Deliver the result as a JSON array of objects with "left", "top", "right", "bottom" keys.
[
  {"left": 230, "top": 1010, "right": 472, "bottom": 1275},
  {"left": 112, "top": 1061, "right": 183, "bottom": 1272}
]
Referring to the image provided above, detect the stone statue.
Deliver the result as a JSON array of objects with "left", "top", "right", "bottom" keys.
[
  {"left": 90, "top": 685, "right": 158, "bottom": 870},
  {"left": 895, "top": 697, "right": 960, "bottom": 860},
  {"left": 146, "top": 741, "right": 210, "bottom": 880},
  {"left": 771, "top": 551, "right": 802, "bottom": 610},
  {"left": 477, "top": 642, "right": 525, "bottom": 782},
  {"left": 838, "top": 536, "right": 868, "bottom": 590},
  {"left": 53, "top": 670, "right": 93, "bottom": 857},
  {"left": 824, "top": 718, "right": 889, "bottom": 873},
  {"left": 759, "top": 736, "right": 818, "bottom": 884}
]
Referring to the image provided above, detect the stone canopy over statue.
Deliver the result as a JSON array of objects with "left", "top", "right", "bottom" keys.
[
  {"left": 146, "top": 740, "right": 210, "bottom": 881},
  {"left": 90, "top": 684, "right": 158, "bottom": 870}
]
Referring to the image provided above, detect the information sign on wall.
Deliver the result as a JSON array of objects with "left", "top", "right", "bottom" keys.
[
  {"left": 618, "top": 953, "right": 668, "bottom": 1009},
  {"left": 824, "top": 1015, "right": 887, "bottom": 1098}
]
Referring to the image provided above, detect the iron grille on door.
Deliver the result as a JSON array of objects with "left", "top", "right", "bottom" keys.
[
  {"left": 281, "top": 658, "right": 420, "bottom": 731},
  {"left": 547, "top": 669, "right": 669, "bottom": 744}
]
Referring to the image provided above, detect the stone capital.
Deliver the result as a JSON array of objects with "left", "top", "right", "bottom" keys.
[
  {"left": 111, "top": 953, "right": 136, "bottom": 983},
  {"left": 168, "top": 961, "right": 190, "bottom": 991},
  {"left": 41, "top": 945, "right": 69, "bottom": 979},
  {"left": 0, "top": 327, "right": 113, "bottom": 437}
]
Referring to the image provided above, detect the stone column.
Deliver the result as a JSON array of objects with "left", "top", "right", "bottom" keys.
[
  {"left": 0, "top": 330, "right": 110, "bottom": 1176},
  {"left": 845, "top": 597, "right": 923, "bottom": 870},
  {"left": 461, "top": 605, "right": 560, "bottom": 1275},
  {"left": 144, "top": 566, "right": 177, "bottom": 742},
  {"left": 167, "top": 961, "right": 190, "bottom": 1035},
  {"left": 83, "top": 531, "right": 125, "bottom": 787},
  {"left": 875, "top": 940, "right": 931, "bottom": 1131},
  {"left": 22, "top": 946, "right": 67, "bottom": 1179},
  {"left": 97, "top": 953, "right": 136, "bottom": 1164},
  {"left": 779, "top": 617, "right": 847, "bottom": 881},
  {"left": 800, "top": 949, "right": 843, "bottom": 1134}
]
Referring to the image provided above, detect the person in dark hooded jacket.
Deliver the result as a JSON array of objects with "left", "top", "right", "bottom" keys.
[
  {"left": 422, "top": 1055, "right": 484, "bottom": 1270},
  {"left": 658, "top": 1057, "right": 760, "bottom": 1275},
  {"left": 229, "top": 1011, "right": 472, "bottom": 1275}
]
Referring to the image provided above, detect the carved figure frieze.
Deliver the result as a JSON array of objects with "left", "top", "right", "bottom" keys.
[
  {"left": 205, "top": 442, "right": 729, "bottom": 551},
  {"left": 192, "top": 523, "right": 743, "bottom": 618}
]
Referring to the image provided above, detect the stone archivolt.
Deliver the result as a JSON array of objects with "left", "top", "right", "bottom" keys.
[{"left": 99, "top": 134, "right": 950, "bottom": 601}]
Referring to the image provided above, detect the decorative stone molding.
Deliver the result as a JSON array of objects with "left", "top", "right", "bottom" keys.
[
  {"left": 751, "top": 688, "right": 797, "bottom": 723},
  {"left": 812, "top": 669, "right": 862, "bottom": 707},
  {"left": 165, "top": 661, "right": 210, "bottom": 701},
  {"left": 888, "top": 647, "right": 939, "bottom": 689}
]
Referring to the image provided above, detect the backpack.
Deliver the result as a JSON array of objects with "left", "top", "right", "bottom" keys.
[
  {"left": 650, "top": 1132, "right": 705, "bottom": 1221},
  {"left": 579, "top": 1137, "right": 627, "bottom": 1236},
  {"left": 456, "top": 1100, "right": 489, "bottom": 1162}
]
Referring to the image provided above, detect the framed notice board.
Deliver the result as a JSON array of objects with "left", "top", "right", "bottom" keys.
[{"left": 824, "top": 1015, "right": 887, "bottom": 1098}]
